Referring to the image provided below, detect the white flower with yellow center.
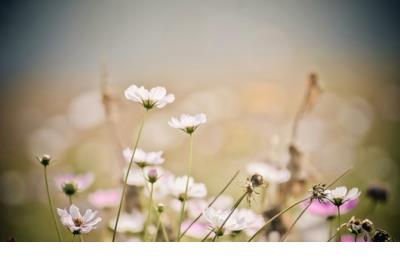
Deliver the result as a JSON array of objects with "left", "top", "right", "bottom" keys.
[
  {"left": 168, "top": 113, "right": 207, "bottom": 134},
  {"left": 57, "top": 204, "right": 101, "bottom": 234},
  {"left": 326, "top": 186, "right": 361, "bottom": 206},
  {"left": 124, "top": 85, "right": 175, "bottom": 110}
]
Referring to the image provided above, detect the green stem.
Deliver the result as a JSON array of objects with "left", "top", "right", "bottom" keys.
[
  {"left": 68, "top": 196, "right": 73, "bottom": 206},
  {"left": 179, "top": 170, "right": 240, "bottom": 239},
  {"left": 43, "top": 166, "right": 63, "bottom": 242},
  {"left": 112, "top": 110, "right": 147, "bottom": 242},
  {"left": 248, "top": 196, "right": 311, "bottom": 242},
  {"left": 143, "top": 183, "right": 154, "bottom": 241},
  {"left": 177, "top": 134, "right": 193, "bottom": 241},
  {"left": 79, "top": 234, "right": 84, "bottom": 242},
  {"left": 281, "top": 201, "right": 311, "bottom": 241},
  {"left": 336, "top": 206, "right": 341, "bottom": 242}
]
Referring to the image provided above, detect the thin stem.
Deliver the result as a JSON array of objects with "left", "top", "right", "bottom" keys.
[
  {"left": 143, "top": 183, "right": 154, "bottom": 241},
  {"left": 326, "top": 168, "right": 352, "bottom": 188},
  {"left": 336, "top": 206, "right": 341, "bottom": 242},
  {"left": 179, "top": 170, "right": 240, "bottom": 239},
  {"left": 153, "top": 214, "right": 161, "bottom": 242},
  {"left": 177, "top": 134, "right": 193, "bottom": 241},
  {"left": 43, "top": 166, "right": 62, "bottom": 242},
  {"left": 248, "top": 196, "right": 311, "bottom": 242},
  {"left": 327, "top": 230, "right": 339, "bottom": 242},
  {"left": 354, "top": 234, "right": 357, "bottom": 242},
  {"left": 68, "top": 196, "right": 73, "bottom": 206},
  {"left": 112, "top": 110, "right": 147, "bottom": 242},
  {"left": 201, "top": 229, "right": 214, "bottom": 242},
  {"left": 281, "top": 201, "right": 312, "bottom": 241},
  {"left": 212, "top": 234, "right": 218, "bottom": 242},
  {"left": 79, "top": 234, "right": 84, "bottom": 242},
  {"left": 159, "top": 218, "right": 169, "bottom": 242},
  {"left": 72, "top": 234, "right": 76, "bottom": 242}
]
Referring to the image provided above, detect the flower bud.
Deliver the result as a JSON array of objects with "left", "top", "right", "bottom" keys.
[
  {"left": 37, "top": 154, "right": 52, "bottom": 167},
  {"left": 147, "top": 168, "right": 159, "bottom": 183},
  {"left": 62, "top": 182, "right": 78, "bottom": 196},
  {"left": 250, "top": 173, "right": 264, "bottom": 187},
  {"left": 157, "top": 203, "right": 165, "bottom": 214}
]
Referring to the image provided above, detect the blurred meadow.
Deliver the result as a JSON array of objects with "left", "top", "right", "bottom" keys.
[{"left": 0, "top": 0, "right": 400, "bottom": 242}]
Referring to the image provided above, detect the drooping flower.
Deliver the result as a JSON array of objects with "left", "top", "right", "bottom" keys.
[
  {"left": 108, "top": 210, "right": 146, "bottom": 233},
  {"left": 168, "top": 176, "right": 207, "bottom": 201},
  {"left": 326, "top": 186, "right": 361, "bottom": 206},
  {"left": 123, "top": 148, "right": 164, "bottom": 168},
  {"left": 88, "top": 188, "right": 122, "bottom": 209},
  {"left": 57, "top": 204, "right": 101, "bottom": 234},
  {"left": 246, "top": 162, "right": 291, "bottom": 184},
  {"left": 307, "top": 199, "right": 358, "bottom": 217},
  {"left": 54, "top": 173, "right": 94, "bottom": 196},
  {"left": 203, "top": 207, "right": 246, "bottom": 236},
  {"left": 124, "top": 85, "right": 175, "bottom": 110},
  {"left": 168, "top": 113, "right": 207, "bottom": 134}
]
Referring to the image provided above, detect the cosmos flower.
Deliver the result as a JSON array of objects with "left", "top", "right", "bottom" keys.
[
  {"left": 124, "top": 85, "right": 175, "bottom": 110},
  {"left": 307, "top": 199, "right": 358, "bottom": 217},
  {"left": 235, "top": 208, "right": 264, "bottom": 237},
  {"left": 180, "top": 220, "right": 210, "bottom": 239},
  {"left": 168, "top": 113, "right": 207, "bottom": 134},
  {"left": 88, "top": 188, "right": 122, "bottom": 209},
  {"left": 246, "top": 162, "right": 291, "bottom": 184},
  {"left": 57, "top": 204, "right": 101, "bottom": 234},
  {"left": 126, "top": 166, "right": 164, "bottom": 187},
  {"left": 203, "top": 207, "right": 246, "bottom": 235},
  {"left": 168, "top": 176, "right": 207, "bottom": 201},
  {"left": 54, "top": 173, "right": 94, "bottom": 196},
  {"left": 123, "top": 148, "right": 165, "bottom": 168},
  {"left": 326, "top": 186, "right": 361, "bottom": 206},
  {"left": 108, "top": 210, "right": 146, "bottom": 233}
]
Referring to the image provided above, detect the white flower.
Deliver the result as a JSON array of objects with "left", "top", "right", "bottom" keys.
[
  {"left": 124, "top": 85, "right": 175, "bottom": 109},
  {"left": 108, "top": 210, "right": 145, "bottom": 233},
  {"left": 168, "top": 113, "right": 207, "bottom": 134},
  {"left": 123, "top": 148, "right": 164, "bottom": 168},
  {"left": 168, "top": 176, "right": 207, "bottom": 200},
  {"left": 326, "top": 186, "right": 361, "bottom": 206},
  {"left": 246, "top": 162, "right": 291, "bottom": 184},
  {"left": 235, "top": 208, "right": 264, "bottom": 236},
  {"left": 203, "top": 207, "right": 246, "bottom": 234},
  {"left": 57, "top": 204, "right": 101, "bottom": 234}
]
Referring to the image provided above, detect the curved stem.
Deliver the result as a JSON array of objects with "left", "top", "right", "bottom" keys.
[
  {"left": 112, "top": 110, "right": 147, "bottom": 242},
  {"left": 143, "top": 183, "right": 154, "bottom": 241},
  {"left": 179, "top": 170, "right": 240, "bottom": 239},
  {"left": 281, "top": 201, "right": 311, "bottom": 241},
  {"left": 43, "top": 166, "right": 63, "bottom": 242},
  {"left": 248, "top": 196, "right": 311, "bottom": 242},
  {"left": 177, "top": 135, "right": 193, "bottom": 241}
]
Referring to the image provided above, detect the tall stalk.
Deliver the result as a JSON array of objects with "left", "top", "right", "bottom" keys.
[
  {"left": 281, "top": 201, "right": 311, "bottom": 241},
  {"left": 336, "top": 206, "right": 341, "bottom": 242},
  {"left": 177, "top": 134, "right": 193, "bottom": 241},
  {"left": 112, "top": 110, "right": 147, "bottom": 242},
  {"left": 43, "top": 166, "right": 62, "bottom": 242},
  {"left": 143, "top": 182, "right": 154, "bottom": 241}
]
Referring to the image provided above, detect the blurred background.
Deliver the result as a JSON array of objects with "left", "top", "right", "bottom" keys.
[{"left": 1, "top": 0, "right": 399, "bottom": 241}]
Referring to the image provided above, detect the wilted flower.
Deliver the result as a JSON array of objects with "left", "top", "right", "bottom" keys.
[
  {"left": 123, "top": 148, "right": 164, "bottom": 168},
  {"left": 366, "top": 184, "right": 389, "bottom": 203},
  {"left": 108, "top": 210, "right": 146, "bottom": 233},
  {"left": 307, "top": 199, "right": 358, "bottom": 217},
  {"left": 168, "top": 113, "right": 207, "bottom": 134},
  {"left": 57, "top": 204, "right": 101, "bottom": 234},
  {"left": 168, "top": 176, "right": 207, "bottom": 201},
  {"left": 36, "top": 154, "right": 52, "bottom": 167},
  {"left": 203, "top": 207, "right": 246, "bottom": 236},
  {"left": 372, "top": 229, "right": 392, "bottom": 242},
  {"left": 326, "top": 186, "right": 361, "bottom": 206},
  {"left": 88, "top": 188, "right": 122, "bottom": 209},
  {"left": 124, "top": 85, "right": 175, "bottom": 110},
  {"left": 346, "top": 216, "right": 363, "bottom": 235},
  {"left": 54, "top": 173, "right": 94, "bottom": 196},
  {"left": 246, "top": 162, "right": 291, "bottom": 184}
]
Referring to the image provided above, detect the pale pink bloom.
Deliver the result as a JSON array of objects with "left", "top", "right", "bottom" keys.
[
  {"left": 168, "top": 113, "right": 207, "bottom": 134},
  {"left": 124, "top": 85, "right": 175, "bottom": 109},
  {"left": 108, "top": 210, "right": 145, "bottom": 233},
  {"left": 168, "top": 176, "right": 207, "bottom": 200},
  {"left": 54, "top": 173, "right": 94, "bottom": 192},
  {"left": 180, "top": 220, "right": 210, "bottom": 239},
  {"left": 203, "top": 207, "right": 246, "bottom": 233},
  {"left": 235, "top": 208, "right": 264, "bottom": 236},
  {"left": 326, "top": 186, "right": 361, "bottom": 206},
  {"left": 57, "top": 204, "right": 101, "bottom": 234},
  {"left": 123, "top": 148, "right": 164, "bottom": 167},
  {"left": 307, "top": 199, "right": 358, "bottom": 217},
  {"left": 88, "top": 188, "right": 122, "bottom": 209}
]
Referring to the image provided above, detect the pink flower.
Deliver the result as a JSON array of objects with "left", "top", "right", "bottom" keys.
[
  {"left": 341, "top": 234, "right": 367, "bottom": 242},
  {"left": 307, "top": 199, "right": 358, "bottom": 217},
  {"left": 88, "top": 188, "right": 122, "bottom": 209},
  {"left": 180, "top": 221, "right": 210, "bottom": 239}
]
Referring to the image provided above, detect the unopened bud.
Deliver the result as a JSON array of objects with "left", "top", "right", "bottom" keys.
[
  {"left": 37, "top": 154, "right": 52, "bottom": 167},
  {"left": 250, "top": 174, "right": 264, "bottom": 187}
]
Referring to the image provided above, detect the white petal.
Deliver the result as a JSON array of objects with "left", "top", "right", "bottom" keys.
[{"left": 69, "top": 204, "right": 82, "bottom": 219}]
